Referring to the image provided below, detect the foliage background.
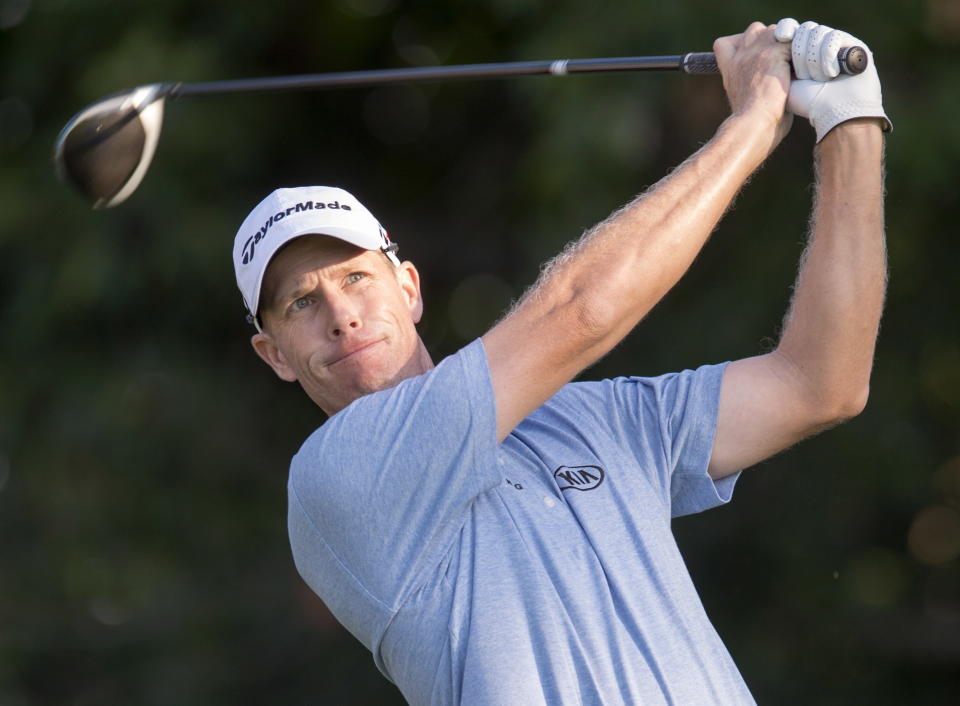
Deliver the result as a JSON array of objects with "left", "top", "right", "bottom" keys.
[{"left": 2, "top": 0, "right": 958, "bottom": 703}]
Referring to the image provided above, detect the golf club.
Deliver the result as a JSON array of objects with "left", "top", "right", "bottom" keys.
[{"left": 54, "top": 48, "right": 868, "bottom": 209}]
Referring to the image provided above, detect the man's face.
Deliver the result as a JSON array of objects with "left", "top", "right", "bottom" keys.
[{"left": 250, "top": 235, "right": 429, "bottom": 415}]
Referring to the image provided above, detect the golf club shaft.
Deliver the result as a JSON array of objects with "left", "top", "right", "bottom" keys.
[
  {"left": 172, "top": 54, "right": 720, "bottom": 98},
  {"left": 55, "top": 46, "right": 867, "bottom": 208}
]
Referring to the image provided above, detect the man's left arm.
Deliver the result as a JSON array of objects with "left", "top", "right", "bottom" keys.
[{"left": 708, "top": 116, "right": 886, "bottom": 478}]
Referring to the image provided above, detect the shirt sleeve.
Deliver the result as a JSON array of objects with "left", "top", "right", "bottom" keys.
[
  {"left": 288, "top": 339, "right": 501, "bottom": 625},
  {"left": 650, "top": 363, "right": 739, "bottom": 517},
  {"left": 560, "top": 363, "right": 738, "bottom": 518}
]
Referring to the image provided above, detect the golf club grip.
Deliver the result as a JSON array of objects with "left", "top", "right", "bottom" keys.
[
  {"left": 681, "top": 53, "right": 719, "bottom": 74},
  {"left": 682, "top": 46, "right": 868, "bottom": 75}
]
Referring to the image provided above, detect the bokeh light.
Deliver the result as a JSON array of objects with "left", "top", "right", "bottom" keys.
[
  {"left": 908, "top": 505, "right": 960, "bottom": 565},
  {"left": 926, "top": 0, "right": 960, "bottom": 41}
]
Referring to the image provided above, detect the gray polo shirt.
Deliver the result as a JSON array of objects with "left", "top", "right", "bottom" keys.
[{"left": 288, "top": 339, "right": 753, "bottom": 705}]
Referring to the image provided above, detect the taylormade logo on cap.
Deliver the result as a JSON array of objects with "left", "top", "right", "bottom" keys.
[
  {"left": 241, "top": 199, "right": 353, "bottom": 265},
  {"left": 232, "top": 186, "right": 399, "bottom": 327}
]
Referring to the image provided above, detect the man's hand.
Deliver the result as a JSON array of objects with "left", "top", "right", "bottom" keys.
[
  {"left": 775, "top": 18, "right": 892, "bottom": 142},
  {"left": 713, "top": 22, "right": 794, "bottom": 148}
]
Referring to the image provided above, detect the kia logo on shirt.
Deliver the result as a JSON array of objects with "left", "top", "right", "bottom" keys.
[{"left": 554, "top": 465, "right": 605, "bottom": 491}]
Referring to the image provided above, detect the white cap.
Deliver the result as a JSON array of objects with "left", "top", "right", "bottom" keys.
[{"left": 232, "top": 186, "right": 399, "bottom": 326}]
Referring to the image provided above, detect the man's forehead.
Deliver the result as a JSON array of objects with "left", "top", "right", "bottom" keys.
[
  {"left": 269, "top": 235, "right": 367, "bottom": 275},
  {"left": 277, "top": 233, "right": 364, "bottom": 259}
]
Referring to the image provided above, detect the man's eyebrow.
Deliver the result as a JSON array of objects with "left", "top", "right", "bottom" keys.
[
  {"left": 271, "top": 261, "right": 363, "bottom": 308},
  {"left": 275, "top": 280, "right": 314, "bottom": 305}
]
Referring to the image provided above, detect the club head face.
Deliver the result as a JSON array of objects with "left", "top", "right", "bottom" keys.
[{"left": 54, "top": 84, "right": 169, "bottom": 209}]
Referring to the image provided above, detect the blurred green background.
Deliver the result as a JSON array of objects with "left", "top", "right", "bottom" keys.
[{"left": 2, "top": 0, "right": 958, "bottom": 704}]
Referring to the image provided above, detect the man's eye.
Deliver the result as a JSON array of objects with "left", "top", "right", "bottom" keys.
[
  {"left": 292, "top": 297, "right": 311, "bottom": 311},
  {"left": 346, "top": 272, "right": 367, "bottom": 284}
]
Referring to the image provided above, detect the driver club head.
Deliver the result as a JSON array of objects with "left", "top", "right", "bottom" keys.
[{"left": 54, "top": 84, "right": 172, "bottom": 209}]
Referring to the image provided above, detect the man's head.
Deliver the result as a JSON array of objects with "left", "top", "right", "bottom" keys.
[{"left": 233, "top": 186, "right": 433, "bottom": 414}]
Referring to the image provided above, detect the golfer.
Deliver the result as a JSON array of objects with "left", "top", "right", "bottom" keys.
[{"left": 232, "top": 19, "right": 888, "bottom": 705}]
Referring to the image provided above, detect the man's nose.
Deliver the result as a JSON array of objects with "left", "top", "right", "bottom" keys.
[{"left": 327, "top": 297, "right": 362, "bottom": 338}]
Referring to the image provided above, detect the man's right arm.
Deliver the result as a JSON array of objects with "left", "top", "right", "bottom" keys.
[{"left": 482, "top": 22, "right": 790, "bottom": 442}]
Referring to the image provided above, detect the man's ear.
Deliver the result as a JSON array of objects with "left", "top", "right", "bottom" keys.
[
  {"left": 396, "top": 261, "right": 424, "bottom": 324},
  {"left": 251, "top": 331, "right": 298, "bottom": 382}
]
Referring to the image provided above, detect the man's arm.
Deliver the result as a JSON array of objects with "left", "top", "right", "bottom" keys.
[
  {"left": 483, "top": 22, "right": 791, "bottom": 442},
  {"left": 707, "top": 17, "right": 890, "bottom": 477},
  {"left": 708, "top": 119, "right": 886, "bottom": 477}
]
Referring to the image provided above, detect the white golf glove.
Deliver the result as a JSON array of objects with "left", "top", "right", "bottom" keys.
[{"left": 775, "top": 18, "right": 892, "bottom": 142}]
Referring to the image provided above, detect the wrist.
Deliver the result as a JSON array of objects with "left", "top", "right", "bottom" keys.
[
  {"left": 729, "top": 101, "right": 782, "bottom": 131},
  {"left": 824, "top": 117, "right": 885, "bottom": 137},
  {"left": 721, "top": 108, "right": 786, "bottom": 162},
  {"left": 816, "top": 118, "right": 884, "bottom": 195},
  {"left": 819, "top": 118, "right": 885, "bottom": 155}
]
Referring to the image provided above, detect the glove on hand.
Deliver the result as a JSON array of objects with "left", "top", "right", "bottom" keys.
[{"left": 775, "top": 18, "right": 892, "bottom": 142}]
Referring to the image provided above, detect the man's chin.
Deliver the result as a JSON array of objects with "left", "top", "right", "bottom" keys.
[{"left": 305, "top": 338, "right": 428, "bottom": 414}]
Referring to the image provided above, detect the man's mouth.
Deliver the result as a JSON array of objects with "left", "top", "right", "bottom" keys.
[{"left": 326, "top": 339, "right": 383, "bottom": 367}]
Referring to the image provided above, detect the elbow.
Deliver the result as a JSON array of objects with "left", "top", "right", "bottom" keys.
[
  {"left": 774, "top": 350, "right": 873, "bottom": 428},
  {"left": 813, "top": 384, "right": 870, "bottom": 427},
  {"left": 845, "top": 385, "right": 871, "bottom": 419},
  {"left": 562, "top": 287, "right": 620, "bottom": 349}
]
